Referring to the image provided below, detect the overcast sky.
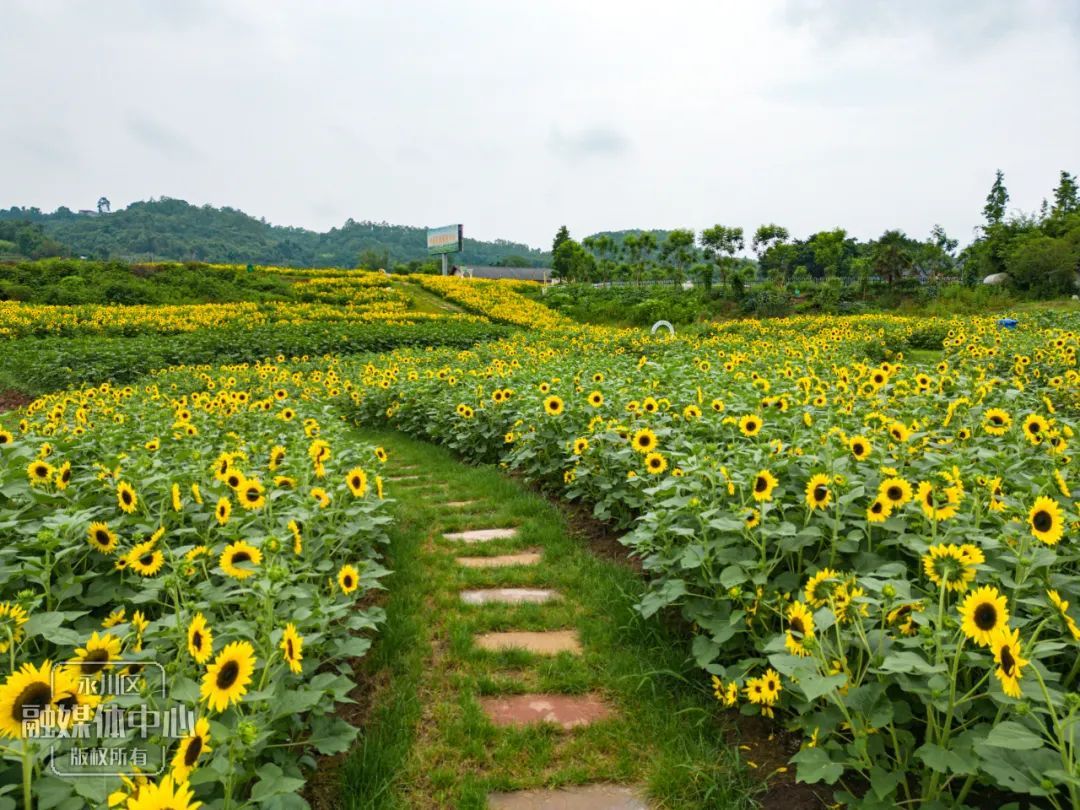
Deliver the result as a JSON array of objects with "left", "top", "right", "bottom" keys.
[{"left": 1, "top": 1, "right": 1077, "bottom": 251}]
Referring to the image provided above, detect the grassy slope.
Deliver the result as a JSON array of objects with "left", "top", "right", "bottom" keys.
[{"left": 336, "top": 428, "right": 758, "bottom": 809}]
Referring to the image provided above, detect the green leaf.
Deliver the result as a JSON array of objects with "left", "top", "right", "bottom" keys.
[
  {"left": 982, "top": 720, "right": 1045, "bottom": 750},
  {"left": 249, "top": 763, "right": 307, "bottom": 802},
  {"left": 791, "top": 747, "right": 844, "bottom": 785}
]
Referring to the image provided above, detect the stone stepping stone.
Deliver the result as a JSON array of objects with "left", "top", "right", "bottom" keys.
[
  {"left": 475, "top": 630, "right": 581, "bottom": 655},
  {"left": 457, "top": 551, "right": 541, "bottom": 569},
  {"left": 446, "top": 500, "right": 477, "bottom": 508},
  {"left": 461, "top": 588, "right": 559, "bottom": 605},
  {"left": 480, "top": 694, "right": 612, "bottom": 730},
  {"left": 386, "top": 475, "right": 422, "bottom": 482},
  {"left": 443, "top": 528, "right": 518, "bottom": 543},
  {"left": 487, "top": 785, "right": 648, "bottom": 809}
]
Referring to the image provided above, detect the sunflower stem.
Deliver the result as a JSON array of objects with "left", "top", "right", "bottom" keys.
[{"left": 21, "top": 741, "right": 33, "bottom": 810}]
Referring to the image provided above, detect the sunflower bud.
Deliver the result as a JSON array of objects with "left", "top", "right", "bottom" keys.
[
  {"left": 238, "top": 721, "right": 258, "bottom": 745},
  {"left": 882, "top": 584, "right": 896, "bottom": 599}
]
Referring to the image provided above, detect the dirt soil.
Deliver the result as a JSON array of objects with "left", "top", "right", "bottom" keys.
[{"left": 0, "top": 390, "right": 33, "bottom": 413}]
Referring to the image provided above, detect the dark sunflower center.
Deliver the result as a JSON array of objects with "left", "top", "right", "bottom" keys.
[
  {"left": 245, "top": 490, "right": 259, "bottom": 502},
  {"left": 286, "top": 639, "right": 294, "bottom": 658},
  {"left": 216, "top": 660, "right": 240, "bottom": 689},
  {"left": 1000, "top": 645, "right": 1016, "bottom": 676},
  {"left": 343, "top": 575, "right": 355, "bottom": 588},
  {"left": 1032, "top": 511, "right": 1053, "bottom": 533},
  {"left": 887, "top": 486, "right": 902, "bottom": 501},
  {"left": 814, "top": 485, "right": 828, "bottom": 502},
  {"left": 755, "top": 476, "right": 768, "bottom": 493},
  {"left": 232, "top": 551, "right": 251, "bottom": 564},
  {"left": 990, "top": 415, "right": 1003, "bottom": 425},
  {"left": 13, "top": 682, "right": 52, "bottom": 722},
  {"left": 122, "top": 492, "right": 132, "bottom": 504},
  {"left": 95, "top": 530, "right": 111, "bottom": 546},
  {"left": 871, "top": 502, "right": 884, "bottom": 514},
  {"left": 184, "top": 736, "right": 203, "bottom": 766},
  {"left": 82, "top": 649, "right": 110, "bottom": 675},
  {"left": 974, "top": 603, "right": 998, "bottom": 631},
  {"left": 1028, "top": 422, "right": 1040, "bottom": 434},
  {"left": 193, "top": 631, "right": 203, "bottom": 649},
  {"left": 351, "top": 477, "right": 361, "bottom": 488},
  {"left": 767, "top": 679, "right": 777, "bottom": 691},
  {"left": 853, "top": 443, "right": 865, "bottom": 455},
  {"left": 790, "top": 617, "right": 805, "bottom": 636},
  {"left": 139, "top": 554, "right": 154, "bottom": 566}
]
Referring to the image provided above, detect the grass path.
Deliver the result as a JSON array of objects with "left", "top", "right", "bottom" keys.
[{"left": 335, "top": 428, "right": 757, "bottom": 809}]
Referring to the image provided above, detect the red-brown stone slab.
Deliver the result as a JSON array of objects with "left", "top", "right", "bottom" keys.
[
  {"left": 487, "top": 785, "right": 648, "bottom": 809},
  {"left": 461, "top": 588, "right": 559, "bottom": 605},
  {"left": 456, "top": 552, "right": 542, "bottom": 569},
  {"left": 480, "top": 694, "right": 611, "bottom": 729},
  {"left": 475, "top": 630, "right": 581, "bottom": 655}
]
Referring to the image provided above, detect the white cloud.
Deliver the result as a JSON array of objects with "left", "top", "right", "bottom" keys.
[{"left": 0, "top": 0, "right": 1076, "bottom": 248}]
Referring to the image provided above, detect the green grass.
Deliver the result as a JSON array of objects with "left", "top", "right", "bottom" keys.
[{"left": 335, "top": 428, "right": 760, "bottom": 809}]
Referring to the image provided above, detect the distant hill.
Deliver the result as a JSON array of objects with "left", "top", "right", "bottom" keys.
[{"left": 0, "top": 198, "right": 550, "bottom": 268}]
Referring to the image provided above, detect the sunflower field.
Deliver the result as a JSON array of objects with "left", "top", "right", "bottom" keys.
[
  {"left": 1, "top": 267, "right": 1078, "bottom": 808},
  {"left": 345, "top": 311, "right": 1080, "bottom": 808},
  {"left": 0, "top": 361, "right": 391, "bottom": 808}
]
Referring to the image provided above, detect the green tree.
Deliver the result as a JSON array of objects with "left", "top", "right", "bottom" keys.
[
  {"left": 357, "top": 247, "right": 390, "bottom": 271},
  {"left": 659, "top": 229, "right": 697, "bottom": 286},
  {"left": 1051, "top": 170, "right": 1079, "bottom": 217},
  {"left": 751, "top": 224, "right": 789, "bottom": 261},
  {"left": 1005, "top": 229, "right": 1079, "bottom": 297},
  {"left": 809, "top": 229, "right": 850, "bottom": 279},
  {"left": 983, "top": 169, "right": 1009, "bottom": 227},
  {"left": 700, "top": 225, "right": 744, "bottom": 294},
  {"left": 870, "top": 230, "right": 915, "bottom": 286},
  {"left": 551, "top": 226, "right": 572, "bottom": 280}
]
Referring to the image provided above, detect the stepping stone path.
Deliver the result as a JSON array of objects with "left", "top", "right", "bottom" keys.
[
  {"left": 487, "top": 785, "right": 649, "bottom": 810},
  {"left": 479, "top": 694, "right": 612, "bottom": 729},
  {"left": 443, "top": 527, "right": 518, "bottom": 543},
  {"left": 446, "top": 500, "right": 476, "bottom": 508},
  {"left": 460, "top": 588, "right": 559, "bottom": 605},
  {"left": 457, "top": 551, "right": 542, "bottom": 568},
  {"left": 475, "top": 630, "right": 581, "bottom": 655},
  {"left": 386, "top": 474, "right": 421, "bottom": 482}
]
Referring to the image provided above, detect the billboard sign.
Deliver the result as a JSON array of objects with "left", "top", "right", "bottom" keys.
[{"left": 427, "top": 224, "right": 463, "bottom": 255}]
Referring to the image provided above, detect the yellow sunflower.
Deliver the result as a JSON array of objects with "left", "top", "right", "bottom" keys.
[
  {"left": 1022, "top": 413, "right": 1049, "bottom": 444},
  {"left": 588, "top": 391, "right": 604, "bottom": 407},
  {"left": 1027, "top": 496, "right": 1064, "bottom": 545},
  {"left": 631, "top": 428, "right": 658, "bottom": 453},
  {"left": 0, "top": 602, "right": 29, "bottom": 653},
  {"left": 200, "top": 640, "right": 256, "bottom": 713},
  {"left": 171, "top": 717, "right": 212, "bottom": 783},
  {"left": 0, "top": 660, "right": 78, "bottom": 738},
  {"left": 116, "top": 481, "right": 139, "bottom": 514},
  {"left": 127, "top": 540, "right": 165, "bottom": 577},
  {"left": 73, "top": 632, "right": 122, "bottom": 676},
  {"left": 849, "top": 436, "right": 872, "bottom": 460},
  {"left": 87, "top": 522, "right": 119, "bottom": 554},
  {"left": 922, "top": 543, "right": 981, "bottom": 592},
  {"left": 347, "top": 467, "right": 368, "bottom": 497},
  {"left": 916, "top": 480, "right": 959, "bottom": 522},
  {"left": 338, "top": 564, "right": 360, "bottom": 594},
  {"left": 126, "top": 774, "right": 202, "bottom": 810},
  {"left": 959, "top": 586, "right": 1009, "bottom": 647},
  {"left": 215, "top": 497, "right": 232, "bottom": 526},
  {"left": 543, "top": 395, "right": 565, "bottom": 416},
  {"left": 805, "top": 474, "right": 833, "bottom": 511},
  {"left": 989, "top": 625, "right": 1027, "bottom": 699},
  {"left": 220, "top": 541, "right": 262, "bottom": 580},
  {"left": 288, "top": 520, "right": 303, "bottom": 555},
  {"left": 785, "top": 601, "right": 815, "bottom": 657},
  {"left": 867, "top": 497, "right": 891, "bottom": 523},
  {"left": 644, "top": 452, "right": 668, "bottom": 475},
  {"left": 738, "top": 414, "right": 763, "bottom": 437},
  {"left": 879, "top": 477, "right": 913, "bottom": 508},
  {"left": 982, "top": 408, "right": 1012, "bottom": 435},
  {"left": 238, "top": 479, "right": 266, "bottom": 511},
  {"left": 804, "top": 568, "right": 841, "bottom": 607},
  {"left": 280, "top": 623, "right": 304, "bottom": 675},
  {"left": 187, "top": 613, "right": 213, "bottom": 664},
  {"left": 27, "top": 460, "right": 54, "bottom": 485},
  {"left": 751, "top": 469, "right": 779, "bottom": 502},
  {"left": 311, "top": 488, "right": 331, "bottom": 508}
]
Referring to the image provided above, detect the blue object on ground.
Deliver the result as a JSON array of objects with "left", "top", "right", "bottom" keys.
[{"left": 997, "top": 318, "right": 1018, "bottom": 330}]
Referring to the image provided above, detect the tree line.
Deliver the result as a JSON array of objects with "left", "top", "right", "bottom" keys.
[{"left": 550, "top": 170, "right": 1080, "bottom": 298}]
